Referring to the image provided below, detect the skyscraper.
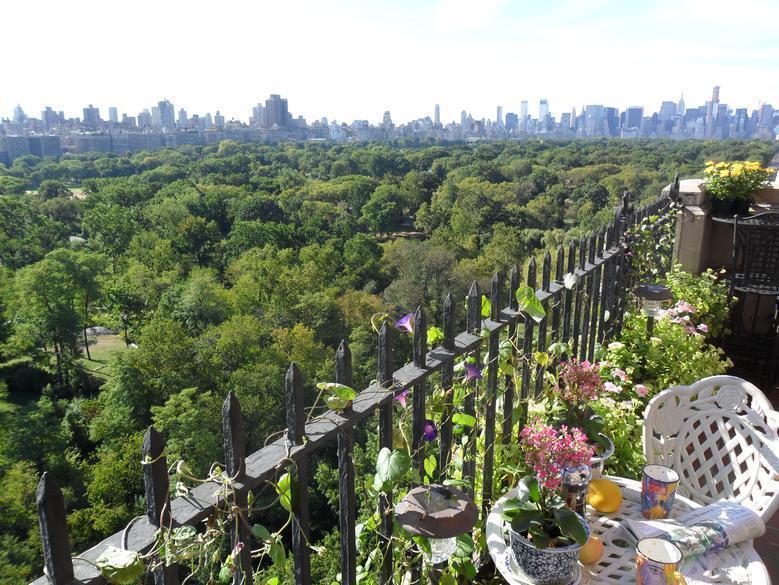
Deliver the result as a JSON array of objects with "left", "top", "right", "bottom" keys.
[
  {"left": 460, "top": 110, "right": 468, "bottom": 128},
  {"left": 13, "top": 104, "right": 27, "bottom": 124},
  {"left": 178, "top": 108, "right": 188, "bottom": 126},
  {"left": 539, "top": 99, "right": 549, "bottom": 121},
  {"left": 264, "top": 94, "right": 289, "bottom": 128},
  {"left": 520, "top": 100, "right": 528, "bottom": 130},
  {"left": 252, "top": 104, "right": 265, "bottom": 127},
  {"left": 108, "top": 107, "right": 119, "bottom": 124},
  {"left": 157, "top": 99, "right": 176, "bottom": 131},
  {"left": 677, "top": 93, "right": 686, "bottom": 116},
  {"left": 82, "top": 104, "right": 101, "bottom": 127},
  {"left": 496, "top": 105, "right": 503, "bottom": 127},
  {"left": 434, "top": 104, "right": 440, "bottom": 125},
  {"left": 625, "top": 106, "right": 643, "bottom": 129},
  {"left": 151, "top": 106, "right": 161, "bottom": 129},
  {"left": 137, "top": 109, "right": 151, "bottom": 128},
  {"left": 658, "top": 101, "right": 677, "bottom": 121},
  {"left": 584, "top": 104, "right": 604, "bottom": 136},
  {"left": 41, "top": 106, "right": 60, "bottom": 130},
  {"left": 214, "top": 111, "right": 225, "bottom": 128}
]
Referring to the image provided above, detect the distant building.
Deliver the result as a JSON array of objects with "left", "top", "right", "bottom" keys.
[
  {"left": 214, "top": 111, "right": 225, "bottom": 128},
  {"left": 151, "top": 106, "right": 161, "bottom": 129},
  {"left": 496, "top": 105, "right": 503, "bottom": 127},
  {"left": 251, "top": 103, "right": 265, "bottom": 127},
  {"left": 539, "top": 99, "right": 549, "bottom": 122},
  {"left": 41, "top": 106, "right": 61, "bottom": 130},
  {"left": 108, "top": 107, "right": 119, "bottom": 124},
  {"left": 677, "top": 93, "right": 686, "bottom": 116},
  {"left": 434, "top": 104, "right": 440, "bottom": 125},
  {"left": 157, "top": 99, "right": 175, "bottom": 131},
  {"left": 658, "top": 101, "right": 677, "bottom": 121},
  {"left": 74, "top": 134, "right": 111, "bottom": 154},
  {"left": 584, "top": 104, "right": 605, "bottom": 136},
  {"left": 28, "top": 136, "right": 62, "bottom": 157},
  {"left": 505, "top": 112, "right": 518, "bottom": 130},
  {"left": 13, "top": 104, "right": 27, "bottom": 124},
  {"left": 137, "top": 109, "right": 152, "bottom": 128},
  {"left": 82, "top": 104, "right": 101, "bottom": 128},
  {"left": 178, "top": 108, "right": 188, "bottom": 126},
  {"left": 2, "top": 136, "right": 31, "bottom": 162},
  {"left": 625, "top": 106, "right": 643, "bottom": 129},
  {"left": 264, "top": 94, "right": 289, "bottom": 128},
  {"left": 604, "top": 107, "right": 619, "bottom": 136},
  {"left": 122, "top": 114, "right": 137, "bottom": 128}
]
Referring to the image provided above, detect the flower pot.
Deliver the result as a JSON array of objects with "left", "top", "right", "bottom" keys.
[
  {"left": 507, "top": 514, "right": 590, "bottom": 585},
  {"left": 589, "top": 433, "right": 615, "bottom": 478},
  {"left": 733, "top": 198, "right": 751, "bottom": 216},
  {"left": 710, "top": 197, "right": 736, "bottom": 217}
]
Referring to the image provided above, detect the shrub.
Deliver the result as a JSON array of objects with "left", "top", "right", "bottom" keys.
[{"left": 665, "top": 265, "right": 734, "bottom": 337}]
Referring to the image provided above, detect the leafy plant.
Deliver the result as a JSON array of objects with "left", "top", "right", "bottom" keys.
[
  {"left": 704, "top": 160, "right": 774, "bottom": 200},
  {"left": 665, "top": 265, "right": 734, "bottom": 337},
  {"left": 502, "top": 477, "right": 588, "bottom": 549}
]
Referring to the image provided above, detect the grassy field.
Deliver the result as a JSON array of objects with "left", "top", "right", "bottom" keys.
[{"left": 79, "top": 334, "right": 128, "bottom": 378}]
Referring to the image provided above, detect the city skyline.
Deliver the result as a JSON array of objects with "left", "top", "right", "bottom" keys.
[
  {"left": 2, "top": 0, "right": 778, "bottom": 123},
  {"left": 2, "top": 86, "right": 774, "bottom": 129}
]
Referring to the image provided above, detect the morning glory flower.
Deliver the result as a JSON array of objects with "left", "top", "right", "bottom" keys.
[
  {"left": 395, "top": 313, "right": 414, "bottom": 334},
  {"left": 394, "top": 388, "right": 410, "bottom": 408},
  {"left": 423, "top": 419, "right": 437, "bottom": 441},
  {"left": 464, "top": 363, "right": 483, "bottom": 383}
]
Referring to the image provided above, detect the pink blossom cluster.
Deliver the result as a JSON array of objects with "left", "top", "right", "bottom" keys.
[
  {"left": 661, "top": 301, "right": 709, "bottom": 336},
  {"left": 519, "top": 420, "right": 595, "bottom": 490},
  {"left": 554, "top": 359, "right": 605, "bottom": 403}
]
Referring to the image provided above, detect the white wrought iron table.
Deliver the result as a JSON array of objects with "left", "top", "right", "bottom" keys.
[{"left": 486, "top": 476, "right": 770, "bottom": 584}]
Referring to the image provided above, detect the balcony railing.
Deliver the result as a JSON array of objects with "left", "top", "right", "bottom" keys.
[{"left": 31, "top": 181, "right": 680, "bottom": 585}]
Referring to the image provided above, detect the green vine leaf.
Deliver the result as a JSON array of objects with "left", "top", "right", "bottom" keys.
[
  {"left": 373, "top": 447, "right": 411, "bottom": 492},
  {"left": 277, "top": 472, "right": 292, "bottom": 512},
  {"left": 251, "top": 524, "right": 272, "bottom": 542},
  {"left": 95, "top": 546, "right": 145, "bottom": 585},
  {"left": 481, "top": 296, "right": 491, "bottom": 318},
  {"left": 516, "top": 285, "right": 545, "bottom": 323},
  {"left": 452, "top": 413, "right": 476, "bottom": 428},
  {"left": 427, "top": 326, "right": 444, "bottom": 345},
  {"left": 424, "top": 454, "right": 437, "bottom": 479}
]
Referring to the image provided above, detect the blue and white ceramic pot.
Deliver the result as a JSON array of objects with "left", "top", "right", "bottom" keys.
[{"left": 507, "top": 514, "right": 589, "bottom": 585}]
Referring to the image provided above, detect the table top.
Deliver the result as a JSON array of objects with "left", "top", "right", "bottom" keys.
[{"left": 486, "top": 476, "right": 770, "bottom": 585}]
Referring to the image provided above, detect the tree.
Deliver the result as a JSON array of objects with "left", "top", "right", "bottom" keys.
[
  {"left": 37, "top": 180, "right": 71, "bottom": 200},
  {"left": 360, "top": 184, "right": 404, "bottom": 233},
  {"left": 82, "top": 204, "right": 136, "bottom": 268}
]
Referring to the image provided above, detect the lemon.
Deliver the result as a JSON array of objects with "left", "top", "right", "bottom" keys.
[
  {"left": 579, "top": 536, "right": 604, "bottom": 564},
  {"left": 587, "top": 478, "right": 623, "bottom": 513}
]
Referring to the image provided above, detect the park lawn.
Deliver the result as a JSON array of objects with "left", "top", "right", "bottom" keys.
[{"left": 79, "top": 334, "right": 128, "bottom": 378}]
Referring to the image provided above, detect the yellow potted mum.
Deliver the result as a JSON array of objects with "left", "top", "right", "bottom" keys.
[{"left": 703, "top": 160, "right": 774, "bottom": 217}]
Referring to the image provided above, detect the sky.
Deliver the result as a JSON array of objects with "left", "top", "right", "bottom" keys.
[{"left": 2, "top": 0, "right": 778, "bottom": 125}]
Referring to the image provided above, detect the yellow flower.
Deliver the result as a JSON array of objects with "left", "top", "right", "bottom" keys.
[
  {"left": 719, "top": 170, "right": 729, "bottom": 177},
  {"left": 716, "top": 162, "right": 728, "bottom": 169},
  {"left": 705, "top": 160, "right": 715, "bottom": 166}
]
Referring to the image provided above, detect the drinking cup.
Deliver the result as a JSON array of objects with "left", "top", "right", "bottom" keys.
[
  {"left": 636, "top": 538, "right": 683, "bottom": 585},
  {"left": 641, "top": 464, "right": 679, "bottom": 519}
]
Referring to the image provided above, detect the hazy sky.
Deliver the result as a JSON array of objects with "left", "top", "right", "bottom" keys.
[{"left": 2, "top": 0, "right": 778, "bottom": 124}]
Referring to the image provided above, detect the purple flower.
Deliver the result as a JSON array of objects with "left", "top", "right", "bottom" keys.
[
  {"left": 423, "top": 419, "right": 437, "bottom": 441},
  {"left": 394, "top": 388, "right": 409, "bottom": 408},
  {"left": 464, "top": 363, "right": 483, "bottom": 383},
  {"left": 395, "top": 313, "right": 414, "bottom": 334},
  {"left": 697, "top": 323, "right": 709, "bottom": 333},
  {"left": 231, "top": 542, "right": 245, "bottom": 557},
  {"left": 604, "top": 381, "right": 622, "bottom": 394}
]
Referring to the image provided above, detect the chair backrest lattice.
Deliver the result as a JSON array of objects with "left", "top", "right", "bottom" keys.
[
  {"left": 643, "top": 375, "right": 779, "bottom": 522},
  {"left": 732, "top": 211, "right": 779, "bottom": 292}
]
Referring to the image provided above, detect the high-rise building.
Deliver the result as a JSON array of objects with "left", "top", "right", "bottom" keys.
[
  {"left": 658, "top": 101, "right": 677, "bottom": 121},
  {"left": 82, "top": 104, "right": 101, "bottom": 127},
  {"left": 214, "top": 111, "right": 225, "bottom": 128},
  {"left": 625, "top": 106, "right": 643, "bottom": 129},
  {"left": 28, "top": 136, "right": 62, "bottom": 158},
  {"left": 460, "top": 110, "right": 468, "bottom": 128},
  {"left": 382, "top": 111, "right": 393, "bottom": 128},
  {"left": 251, "top": 104, "right": 265, "bottom": 127},
  {"left": 108, "top": 107, "right": 119, "bottom": 124},
  {"left": 264, "top": 94, "right": 289, "bottom": 128},
  {"left": 13, "top": 104, "right": 27, "bottom": 124},
  {"left": 151, "top": 107, "right": 161, "bottom": 129},
  {"left": 434, "top": 104, "right": 440, "bottom": 125},
  {"left": 604, "top": 107, "right": 619, "bottom": 136},
  {"left": 157, "top": 99, "right": 176, "bottom": 131},
  {"left": 520, "top": 101, "right": 529, "bottom": 130},
  {"left": 178, "top": 108, "right": 188, "bottom": 126},
  {"left": 584, "top": 104, "right": 604, "bottom": 136},
  {"left": 505, "top": 112, "right": 518, "bottom": 130},
  {"left": 539, "top": 99, "right": 549, "bottom": 121},
  {"left": 41, "top": 106, "right": 60, "bottom": 130},
  {"left": 677, "top": 93, "right": 686, "bottom": 116},
  {"left": 496, "top": 105, "right": 503, "bottom": 127},
  {"left": 138, "top": 109, "right": 152, "bottom": 128},
  {"left": 122, "top": 114, "right": 137, "bottom": 128}
]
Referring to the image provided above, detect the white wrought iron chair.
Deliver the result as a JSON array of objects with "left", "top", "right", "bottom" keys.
[{"left": 643, "top": 375, "right": 779, "bottom": 522}]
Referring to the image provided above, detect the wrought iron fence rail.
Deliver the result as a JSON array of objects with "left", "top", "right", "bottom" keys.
[{"left": 31, "top": 183, "right": 680, "bottom": 585}]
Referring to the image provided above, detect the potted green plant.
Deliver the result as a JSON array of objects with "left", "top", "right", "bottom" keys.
[
  {"left": 704, "top": 160, "right": 774, "bottom": 217},
  {"left": 502, "top": 420, "right": 594, "bottom": 585}
]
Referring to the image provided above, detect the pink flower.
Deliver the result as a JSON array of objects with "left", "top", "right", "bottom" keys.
[
  {"left": 634, "top": 384, "right": 650, "bottom": 397},
  {"left": 612, "top": 369, "right": 628, "bottom": 382},
  {"left": 604, "top": 381, "right": 621, "bottom": 394},
  {"left": 519, "top": 419, "right": 595, "bottom": 491},
  {"left": 553, "top": 359, "right": 605, "bottom": 403},
  {"left": 676, "top": 301, "right": 697, "bottom": 314},
  {"left": 697, "top": 323, "right": 709, "bottom": 333}
]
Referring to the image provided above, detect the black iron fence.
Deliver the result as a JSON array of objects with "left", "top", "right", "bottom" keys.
[{"left": 31, "top": 181, "right": 679, "bottom": 585}]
